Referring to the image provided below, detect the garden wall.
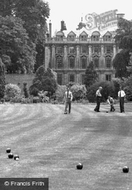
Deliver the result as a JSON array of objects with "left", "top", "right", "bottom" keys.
[{"left": 5, "top": 74, "right": 35, "bottom": 89}]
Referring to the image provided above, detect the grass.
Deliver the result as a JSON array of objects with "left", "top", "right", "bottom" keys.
[{"left": 0, "top": 102, "right": 132, "bottom": 190}]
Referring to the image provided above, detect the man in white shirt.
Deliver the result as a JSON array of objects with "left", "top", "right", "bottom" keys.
[
  {"left": 118, "top": 86, "right": 126, "bottom": 113},
  {"left": 64, "top": 86, "right": 73, "bottom": 114},
  {"left": 94, "top": 86, "right": 102, "bottom": 112}
]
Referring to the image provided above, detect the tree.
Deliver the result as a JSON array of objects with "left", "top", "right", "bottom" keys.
[
  {"left": 0, "top": 0, "right": 50, "bottom": 72},
  {"left": 30, "top": 66, "right": 57, "bottom": 97},
  {"left": 113, "top": 49, "right": 130, "bottom": 78},
  {"left": 84, "top": 61, "right": 98, "bottom": 89},
  {"left": 114, "top": 18, "right": 132, "bottom": 77},
  {"left": 0, "top": 58, "right": 5, "bottom": 99},
  {"left": 14, "top": 0, "right": 49, "bottom": 43},
  {"left": 0, "top": 0, "right": 15, "bottom": 17},
  {"left": 0, "top": 16, "right": 36, "bottom": 73},
  {"left": 115, "top": 17, "right": 132, "bottom": 51}
]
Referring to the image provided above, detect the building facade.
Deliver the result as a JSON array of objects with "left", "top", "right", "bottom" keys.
[{"left": 45, "top": 29, "right": 119, "bottom": 85}]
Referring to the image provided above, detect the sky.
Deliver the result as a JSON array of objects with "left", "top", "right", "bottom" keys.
[{"left": 45, "top": 0, "right": 132, "bottom": 35}]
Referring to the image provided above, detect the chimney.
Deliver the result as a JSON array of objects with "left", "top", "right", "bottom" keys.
[{"left": 49, "top": 20, "right": 52, "bottom": 39}]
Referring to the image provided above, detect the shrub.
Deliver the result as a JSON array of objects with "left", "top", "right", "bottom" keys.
[
  {"left": 4, "top": 83, "right": 21, "bottom": 101},
  {"left": 29, "top": 85, "right": 39, "bottom": 96},
  {"left": 31, "top": 66, "right": 57, "bottom": 96},
  {"left": 71, "top": 84, "right": 87, "bottom": 101},
  {"left": 55, "top": 85, "right": 66, "bottom": 102},
  {"left": 0, "top": 58, "right": 5, "bottom": 99},
  {"left": 123, "top": 75, "right": 132, "bottom": 101},
  {"left": 86, "top": 81, "right": 115, "bottom": 102}
]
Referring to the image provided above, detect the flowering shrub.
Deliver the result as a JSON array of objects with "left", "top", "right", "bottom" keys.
[
  {"left": 55, "top": 85, "right": 67, "bottom": 102},
  {"left": 71, "top": 84, "right": 87, "bottom": 101},
  {"left": 4, "top": 83, "right": 21, "bottom": 101}
]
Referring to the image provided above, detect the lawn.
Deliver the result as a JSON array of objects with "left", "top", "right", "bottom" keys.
[{"left": 0, "top": 102, "right": 132, "bottom": 190}]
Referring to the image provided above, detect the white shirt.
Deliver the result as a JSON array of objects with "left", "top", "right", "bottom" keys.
[
  {"left": 65, "top": 91, "right": 73, "bottom": 101},
  {"left": 118, "top": 90, "right": 126, "bottom": 98},
  {"left": 96, "top": 89, "right": 102, "bottom": 97}
]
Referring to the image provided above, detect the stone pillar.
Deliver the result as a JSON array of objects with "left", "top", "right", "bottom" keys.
[
  {"left": 51, "top": 45, "right": 55, "bottom": 69},
  {"left": 100, "top": 45, "right": 105, "bottom": 68},
  {"left": 76, "top": 45, "right": 80, "bottom": 68},
  {"left": 88, "top": 45, "right": 92, "bottom": 64},
  {"left": 63, "top": 45, "right": 68, "bottom": 69},
  {"left": 76, "top": 73, "right": 80, "bottom": 83},
  {"left": 113, "top": 44, "right": 117, "bottom": 57},
  {"left": 64, "top": 73, "right": 68, "bottom": 85},
  {"left": 45, "top": 46, "right": 50, "bottom": 70}
]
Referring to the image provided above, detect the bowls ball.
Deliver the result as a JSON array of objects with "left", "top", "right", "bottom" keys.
[
  {"left": 76, "top": 163, "right": 83, "bottom": 170},
  {"left": 122, "top": 166, "right": 129, "bottom": 173},
  {"left": 6, "top": 148, "right": 11, "bottom": 153},
  {"left": 8, "top": 153, "right": 14, "bottom": 159},
  {"left": 14, "top": 155, "right": 19, "bottom": 160}
]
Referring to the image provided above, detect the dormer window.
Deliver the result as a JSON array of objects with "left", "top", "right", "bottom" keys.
[
  {"left": 56, "top": 31, "right": 64, "bottom": 41},
  {"left": 67, "top": 31, "right": 76, "bottom": 41},
  {"left": 103, "top": 32, "right": 112, "bottom": 41},
  {"left": 91, "top": 31, "right": 100, "bottom": 41},
  {"left": 79, "top": 31, "right": 88, "bottom": 41}
]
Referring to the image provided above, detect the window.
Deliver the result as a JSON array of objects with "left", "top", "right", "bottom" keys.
[
  {"left": 106, "top": 57, "right": 111, "bottom": 68},
  {"left": 106, "top": 74, "right": 111, "bottom": 81},
  {"left": 56, "top": 56, "right": 63, "bottom": 68},
  {"left": 103, "top": 35, "right": 111, "bottom": 41},
  {"left": 57, "top": 74, "right": 62, "bottom": 85},
  {"left": 81, "top": 46, "right": 87, "bottom": 54},
  {"left": 69, "top": 46, "right": 75, "bottom": 54},
  {"left": 69, "top": 56, "right": 75, "bottom": 68},
  {"left": 56, "top": 35, "right": 63, "bottom": 41},
  {"left": 69, "top": 74, "right": 75, "bottom": 82},
  {"left": 105, "top": 46, "right": 113, "bottom": 54},
  {"left": 67, "top": 35, "right": 75, "bottom": 41},
  {"left": 81, "top": 56, "right": 87, "bottom": 69},
  {"left": 92, "top": 46, "right": 101, "bottom": 54},
  {"left": 91, "top": 35, "right": 99, "bottom": 41},
  {"left": 56, "top": 47, "right": 63, "bottom": 54},
  {"left": 93, "top": 58, "right": 99, "bottom": 68},
  {"left": 82, "top": 74, "right": 85, "bottom": 84},
  {"left": 80, "top": 35, "right": 87, "bottom": 41}
]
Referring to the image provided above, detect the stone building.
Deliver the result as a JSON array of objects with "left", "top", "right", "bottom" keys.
[{"left": 44, "top": 11, "right": 123, "bottom": 85}]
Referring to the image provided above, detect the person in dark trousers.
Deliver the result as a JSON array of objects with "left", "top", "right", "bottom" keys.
[
  {"left": 118, "top": 86, "right": 126, "bottom": 113},
  {"left": 64, "top": 86, "right": 73, "bottom": 114},
  {"left": 107, "top": 96, "right": 115, "bottom": 112},
  {"left": 94, "top": 86, "right": 102, "bottom": 112}
]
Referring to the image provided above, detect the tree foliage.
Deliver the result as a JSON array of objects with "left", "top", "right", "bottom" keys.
[
  {"left": 115, "top": 17, "right": 132, "bottom": 50},
  {"left": 114, "top": 18, "right": 132, "bottom": 78},
  {"left": 14, "top": 0, "right": 49, "bottom": 43},
  {"left": 0, "top": 15, "right": 36, "bottom": 73},
  {"left": 30, "top": 66, "right": 57, "bottom": 96},
  {"left": 113, "top": 49, "right": 130, "bottom": 78},
  {"left": 84, "top": 61, "right": 98, "bottom": 88},
  {"left": 87, "top": 81, "right": 116, "bottom": 102},
  {"left": 0, "top": 0, "right": 50, "bottom": 73},
  {"left": 0, "top": 58, "right": 5, "bottom": 99}
]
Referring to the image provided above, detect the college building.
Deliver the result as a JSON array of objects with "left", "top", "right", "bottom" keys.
[{"left": 44, "top": 10, "right": 124, "bottom": 85}]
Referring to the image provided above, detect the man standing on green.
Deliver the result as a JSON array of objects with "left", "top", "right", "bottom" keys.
[
  {"left": 118, "top": 86, "right": 126, "bottom": 113},
  {"left": 94, "top": 86, "right": 102, "bottom": 112},
  {"left": 64, "top": 86, "right": 73, "bottom": 114}
]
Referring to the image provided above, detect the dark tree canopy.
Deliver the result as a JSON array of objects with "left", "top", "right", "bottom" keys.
[
  {"left": 84, "top": 61, "right": 98, "bottom": 88},
  {"left": 115, "top": 18, "right": 132, "bottom": 51},
  {"left": 30, "top": 66, "right": 57, "bottom": 96},
  {"left": 113, "top": 49, "right": 130, "bottom": 78},
  {"left": 0, "top": 58, "right": 5, "bottom": 99},
  {"left": 114, "top": 18, "right": 132, "bottom": 78},
  {"left": 0, "top": 15, "right": 36, "bottom": 73},
  {"left": 0, "top": 0, "right": 50, "bottom": 73}
]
